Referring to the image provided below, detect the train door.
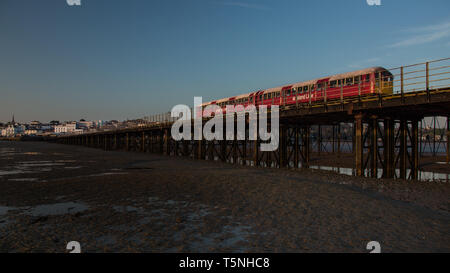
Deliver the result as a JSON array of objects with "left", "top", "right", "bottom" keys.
[
  {"left": 316, "top": 79, "right": 329, "bottom": 101},
  {"left": 255, "top": 91, "right": 261, "bottom": 106}
]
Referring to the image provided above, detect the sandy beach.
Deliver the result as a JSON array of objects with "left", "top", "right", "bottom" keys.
[{"left": 0, "top": 141, "right": 449, "bottom": 253}]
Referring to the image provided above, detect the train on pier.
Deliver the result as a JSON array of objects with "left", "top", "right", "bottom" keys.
[{"left": 200, "top": 67, "right": 394, "bottom": 116}]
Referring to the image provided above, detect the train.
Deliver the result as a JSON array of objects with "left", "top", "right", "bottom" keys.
[{"left": 200, "top": 67, "right": 394, "bottom": 117}]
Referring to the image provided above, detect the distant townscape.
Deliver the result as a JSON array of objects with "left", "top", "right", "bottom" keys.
[
  {"left": 0, "top": 113, "right": 446, "bottom": 144},
  {"left": 0, "top": 113, "right": 174, "bottom": 138}
]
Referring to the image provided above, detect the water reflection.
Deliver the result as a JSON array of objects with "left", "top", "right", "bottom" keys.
[{"left": 310, "top": 165, "right": 449, "bottom": 182}]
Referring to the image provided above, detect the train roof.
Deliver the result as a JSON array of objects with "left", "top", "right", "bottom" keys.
[
  {"left": 202, "top": 66, "right": 390, "bottom": 104},
  {"left": 328, "top": 67, "right": 388, "bottom": 81}
]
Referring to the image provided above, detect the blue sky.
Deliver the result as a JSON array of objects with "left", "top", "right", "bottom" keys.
[{"left": 0, "top": 0, "right": 449, "bottom": 123}]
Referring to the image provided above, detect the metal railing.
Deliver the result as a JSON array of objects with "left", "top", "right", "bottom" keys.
[
  {"left": 389, "top": 57, "right": 450, "bottom": 96},
  {"left": 139, "top": 57, "right": 450, "bottom": 124}
]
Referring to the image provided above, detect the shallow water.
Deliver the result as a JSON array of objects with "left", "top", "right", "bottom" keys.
[
  {"left": 0, "top": 206, "right": 16, "bottom": 216},
  {"left": 8, "top": 178, "right": 39, "bottom": 182},
  {"left": 25, "top": 202, "right": 89, "bottom": 217},
  {"left": 310, "top": 165, "right": 450, "bottom": 182},
  {"left": 88, "top": 172, "right": 128, "bottom": 177}
]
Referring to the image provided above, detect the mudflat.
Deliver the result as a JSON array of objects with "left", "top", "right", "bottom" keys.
[{"left": 0, "top": 141, "right": 448, "bottom": 252}]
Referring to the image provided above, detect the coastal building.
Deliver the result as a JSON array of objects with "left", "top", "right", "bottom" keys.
[
  {"left": 78, "top": 120, "right": 93, "bottom": 129},
  {"left": 1, "top": 124, "right": 21, "bottom": 137},
  {"left": 24, "top": 129, "right": 40, "bottom": 135},
  {"left": 54, "top": 122, "right": 78, "bottom": 134}
]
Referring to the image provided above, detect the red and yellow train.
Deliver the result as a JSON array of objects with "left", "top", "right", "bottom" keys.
[{"left": 200, "top": 67, "right": 394, "bottom": 116}]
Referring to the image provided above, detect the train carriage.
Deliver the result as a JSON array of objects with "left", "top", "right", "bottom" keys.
[{"left": 200, "top": 66, "right": 394, "bottom": 117}]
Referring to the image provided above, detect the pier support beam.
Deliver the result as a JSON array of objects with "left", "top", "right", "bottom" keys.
[
  {"left": 447, "top": 116, "right": 450, "bottom": 164},
  {"left": 370, "top": 117, "right": 378, "bottom": 178},
  {"left": 163, "top": 129, "right": 169, "bottom": 155},
  {"left": 399, "top": 120, "right": 408, "bottom": 179},
  {"left": 318, "top": 125, "right": 322, "bottom": 155},
  {"left": 142, "top": 132, "right": 146, "bottom": 152},
  {"left": 279, "top": 126, "right": 287, "bottom": 168},
  {"left": 253, "top": 139, "right": 259, "bottom": 167},
  {"left": 294, "top": 127, "right": 299, "bottom": 168},
  {"left": 383, "top": 118, "right": 395, "bottom": 178},
  {"left": 354, "top": 114, "right": 364, "bottom": 176},
  {"left": 411, "top": 119, "right": 419, "bottom": 180},
  {"left": 301, "top": 125, "right": 310, "bottom": 168},
  {"left": 337, "top": 123, "right": 341, "bottom": 158}
]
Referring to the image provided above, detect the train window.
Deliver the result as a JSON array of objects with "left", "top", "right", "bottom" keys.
[
  {"left": 354, "top": 76, "right": 360, "bottom": 85},
  {"left": 268, "top": 93, "right": 271, "bottom": 99},
  {"left": 383, "top": 71, "right": 392, "bottom": 81},
  {"left": 304, "top": 86, "right": 309, "bottom": 92},
  {"left": 365, "top": 74, "right": 371, "bottom": 82},
  {"left": 338, "top": 79, "right": 342, "bottom": 86},
  {"left": 346, "top": 78, "right": 353, "bottom": 86},
  {"left": 287, "top": 89, "right": 291, "bottom": 96},
  {"left": 264, "top": 94, "right": 267, "bottom": 100},
  {"left": 330, "top": 81, "right": 337, "bottom": 88},
  {"left": 276, "top": 91, "right": 280, "bottom": 97}
]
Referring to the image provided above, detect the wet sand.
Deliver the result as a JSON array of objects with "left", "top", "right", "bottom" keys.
[{"left": 0, "top": 141, "right": 449, "bottom": 252}]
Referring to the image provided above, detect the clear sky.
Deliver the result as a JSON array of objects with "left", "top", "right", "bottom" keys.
[{"left": 1, "top": 0, "right": 449, "bottom": 123}]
